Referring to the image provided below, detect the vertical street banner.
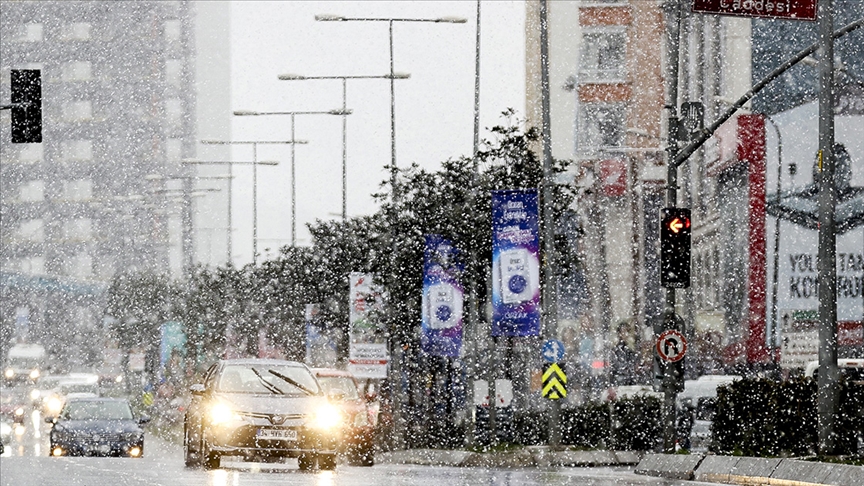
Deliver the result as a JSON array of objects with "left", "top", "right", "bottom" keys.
[
  {"left": 305, "top": 303, "right": 338, "bottom": 367},
  {"left": 421, "top": 235, "right": 463, "bottom": 357},
  {"left": 348, "top": 273, "right": 389, "bottom": 378},
  {"left": 491, "top": 189, "right": 541, "bottom": 336}
]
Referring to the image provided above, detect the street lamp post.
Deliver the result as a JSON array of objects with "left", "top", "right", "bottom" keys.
[
  {"left": 232, "top": 110, "right": 346, "bottom": 246},
  {"left": 145, "top": 173, "right": 229, "bottom": 276},
  {"left": 186, "top": 147, "right": 287, "bottom": 265},
  {"left": 277, "top": 74, "right": 409, "bottom": 220},
  {"left": 316, "top": 11, "right": 467, "bottom": 450}
]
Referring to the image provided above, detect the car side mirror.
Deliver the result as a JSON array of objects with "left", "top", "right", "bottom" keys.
[
  {"left": 45, "top": 416, "right": 56, "bottom": 424},
  {"left": 138, "top": 416, "right": 151, "bottom": 425},
  {"left": 190, "top": 384, "right": 206, "bottom": 396},
  {"left": 327, "top": 389, "right": 346, "bottom": 401}
]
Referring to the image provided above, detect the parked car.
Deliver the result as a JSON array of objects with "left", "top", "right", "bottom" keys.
[
  {"left": 679, "top": 375, "right": 741, "bottom": 452},
  {"left": 313, "top": 368, "right": 378, "bottom": 466},
  {"left": 183, "top": 359, "right": 342, "bottom": 471},
  {"left": 46, "top": 397, "right": 147, "bottom": 458}
]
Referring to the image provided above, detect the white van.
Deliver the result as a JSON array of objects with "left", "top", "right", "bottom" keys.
[{"left": 804, "top": 359, "right": 864, "bottom": 383}]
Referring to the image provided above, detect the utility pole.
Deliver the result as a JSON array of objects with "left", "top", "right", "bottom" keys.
[
  {"left": 816, "top": 0, "right": 838, "bottom": 456},
  {"left": 539, "top": 0, "right": 561, "bottom": 448},
  {"left": 661, "top": 0, "right": 683, "bottom": 454}
]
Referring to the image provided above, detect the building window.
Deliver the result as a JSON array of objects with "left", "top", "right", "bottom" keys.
[
  {"left": 578, "top": 103, "right": 626, "bottom": 150},
  {"left": 16, "top": 23, "right": 43, "bottom": 42},
  {"left": 166, "top": 138, "right": 182, "bottom": 162},
  {"left": 579, "top": 28, "right": 627, "bottom": 82},
  {"left": 164, "top": 19, "right": 182, "bottom": 42},
  {"left": 61, "top": 61, "right": 92, "bottom": 81},
  {"left": 63, "top": 218, "right": 92, "bottom": 241},
  {"left": 62, "top": 140, "right": 93, "bottom": 162},
  {"left": 19, "top": 180, "right": 45, "bottom": 202},
  {"left": 63, "top": 179, "right": 93, "bottom": 201},
  {"left": 62, "top": 22, "right": 91, "bottom": 41},
  {"left": 166, "top": 59, "right": 183, "bottom": 86},
  {"left": 18, "top": 257, "right": 46, "bottom": 275},
  {"left": 166, "top": 98, "right": 184, "bottom": 127},
  {"left": 62, "top": 100, "right": 93, "bottom": 121},
  {"left": 63, "top": 251, "right": 93, "bottom": 278},
  {"left": 18, "top": 219, "right": 44, "bottom": 242},
  {"left": 18, "top": 143, "right": 44, "bottom": 163}
]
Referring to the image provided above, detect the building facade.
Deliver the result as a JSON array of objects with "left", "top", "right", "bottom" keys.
[
  {"left": 525, "top": 0, "right": 756, "bottom": 392},
  {"left": 1, "top": 0, "right": 197, "bottom": 367}
]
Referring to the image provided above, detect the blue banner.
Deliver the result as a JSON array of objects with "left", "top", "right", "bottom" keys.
[
  {"left": 421, "top": 235, "right": 463, "bottom": 357},
  {"left": 491, "top": 189, "right": 541, "bottom": 336}
]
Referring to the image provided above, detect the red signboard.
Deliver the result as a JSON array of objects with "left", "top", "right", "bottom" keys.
[
  {"left": 599, "top": 159, "right": 627, "bottom": 197},
  {"left": 692, "top": 0, "right": 817, "bottom": 21}
]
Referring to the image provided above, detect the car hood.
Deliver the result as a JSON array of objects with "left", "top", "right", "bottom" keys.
[
  {"left": 215, "top": 392, "right": 325, "bottom": 416},
  {"left": 55, "top": 419, "right": 142, "bottom": 435}
]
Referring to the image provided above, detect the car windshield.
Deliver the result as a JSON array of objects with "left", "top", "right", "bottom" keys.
[
  {"left": 60, "top": 383, "right": 98, "bottom": 394},
  {"left": 217, "top": 365, "right": 319, "bottom": 395},
  {"left": 61, "top": 401, "right": 133, "bottom": 421},
  {"left": 317, "top": 376, "right": 360, "bottom": 400}
]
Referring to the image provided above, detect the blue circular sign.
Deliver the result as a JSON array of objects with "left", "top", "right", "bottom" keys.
[
  {"left": 435, "top": 305, "right": 452, "bottom": 322},
  {"left": 542, "top": 339, "right": 565, "bottom": 363},
  {"left": 508, "top": 274, "right": 527, "bottom": 294}
]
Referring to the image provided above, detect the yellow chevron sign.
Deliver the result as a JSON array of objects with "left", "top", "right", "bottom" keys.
[{"left": 542, "top": 362, "right": 567, "bottom": 399}]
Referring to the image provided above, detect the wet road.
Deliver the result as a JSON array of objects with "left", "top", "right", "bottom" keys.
[{"left": 1, "top": 412, "right": 716, "bottom": 486}]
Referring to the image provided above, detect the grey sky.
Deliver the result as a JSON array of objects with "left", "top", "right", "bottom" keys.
[{"left": 222, "top": 1, "right": 525, "bottom": 260}]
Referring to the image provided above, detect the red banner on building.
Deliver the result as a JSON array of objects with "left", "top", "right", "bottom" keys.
[{"left": 692, "top": 0, "right": 817, "bottom": 21}]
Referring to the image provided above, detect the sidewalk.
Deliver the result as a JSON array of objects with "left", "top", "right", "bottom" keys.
[{"left": 378, "top": 447, "right": 864, "bottom": 485}]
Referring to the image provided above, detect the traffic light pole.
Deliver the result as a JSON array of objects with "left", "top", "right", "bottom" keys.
[{"left": 661, "top": 0, "right": 682, "bottom": 454}]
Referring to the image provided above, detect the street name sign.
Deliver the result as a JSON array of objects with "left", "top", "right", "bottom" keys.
[
  {"left": 691, "top": 0, "right": 817, "bottom": 21},
  {"left": 542, "top": 362, "right": 567, "bottom": 400},
  {"left": 656, "top": 329, "right": 687, "bottom": 363}
]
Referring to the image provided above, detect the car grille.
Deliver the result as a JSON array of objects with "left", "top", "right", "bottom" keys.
[{"left": 236, "top": 411, "right": 305, "bottom": 426}]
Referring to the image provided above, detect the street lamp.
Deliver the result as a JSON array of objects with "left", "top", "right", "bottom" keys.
[
  {"left": 232, "top": 110, "right": 345, "bottom": 246},
  {"left": 186, "top": 145, "right": 287, "bottom": 266},
  {"left": 316, "top": 11, "right": 467, "bottom": 450},
  {"left": 277, "top": 73, "right": 409, "bottom": 220},
  {"left": 315, "top": 14, "right": 465, "bottom": 206}
]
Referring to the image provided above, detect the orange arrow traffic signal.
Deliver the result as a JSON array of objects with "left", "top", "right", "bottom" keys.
[{"left": 660, "top": 208, "right": 691, "bottom": 288}]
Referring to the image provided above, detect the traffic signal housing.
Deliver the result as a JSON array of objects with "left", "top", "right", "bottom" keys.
[
  {"left": 660, "top": 207, "right": 691, "bottom": 288},
  {"left": 11, "top": 69, "right": 42, "bottom": 143}
]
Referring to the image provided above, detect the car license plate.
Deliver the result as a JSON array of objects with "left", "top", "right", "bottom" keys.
[{"left": 257, "top": 428, "right": 297, "bottom": 441}]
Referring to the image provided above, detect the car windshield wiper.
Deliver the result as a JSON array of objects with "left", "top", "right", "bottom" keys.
[
  {"left": 250, "top": 368, "right": 285, "bottom": 395},
  {"left": 267, "top": 369, "right": 315, "bottom": 396}
]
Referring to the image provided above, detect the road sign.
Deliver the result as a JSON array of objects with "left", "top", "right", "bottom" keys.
[
  {"left": 542, "top": 362, "right": 567, "bottom": 400},
  {"left": 541, "top": 339, "right": 565, "bottom": 363},
  {"left": 656, "top": 330, "right": 687, "bottom": 362},
  {"left": 691, "top": 0, "right": 817, "bottom": 21}
]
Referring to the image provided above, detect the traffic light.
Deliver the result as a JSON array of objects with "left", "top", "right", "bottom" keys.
[
  {"left": 660, "top": 207, "right": 691, "bottom": 288},
  {"left": 11, "top": 69, "right": 42, "bottom": 143}
]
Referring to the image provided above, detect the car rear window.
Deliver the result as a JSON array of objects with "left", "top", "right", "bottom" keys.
[{"left": 61, "top": 400, "right": 133, "bottom": 421}]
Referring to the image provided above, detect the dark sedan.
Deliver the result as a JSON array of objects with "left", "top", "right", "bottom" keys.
[{"left": 47, "top": 397, "right": 148, "bottom": 458}]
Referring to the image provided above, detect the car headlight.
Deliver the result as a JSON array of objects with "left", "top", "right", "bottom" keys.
[
  {"left": 30, "top": 389, "right": 41, "bottom": 400},
  {"left": 14, "top": 407, "right": 24, "bottom": 417},
  {"left": 4, "top": 369, "right": 14, "bottom": 379},
  {"left": 115, "top": 375, "right": 124, "bottom": 383},
  {"left": 311, "top": 403, "right": 343, "bottom": 431},
  {"left": 29, "top": 369, "right": 40, "bottom": 380},
  {"left": 0, "top": 422, "right": 11, "bottom": 437},
  {"left": 46, "top": 397, "right": 63, "bottom": 414},
  {"left": 209, "top": 403, "right": 242, "bottom": 426}
]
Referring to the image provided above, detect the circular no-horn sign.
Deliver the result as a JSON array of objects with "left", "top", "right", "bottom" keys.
[{"left": 656, "top": 329, "right": 687, "bottom": 362}]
